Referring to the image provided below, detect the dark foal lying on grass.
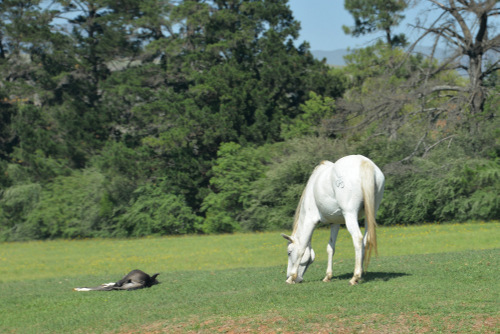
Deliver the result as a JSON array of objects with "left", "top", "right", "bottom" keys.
[{"left": 74, "top": 269, "right": 160, "bottom": 291}]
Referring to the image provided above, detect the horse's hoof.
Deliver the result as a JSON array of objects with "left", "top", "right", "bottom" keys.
[
  {"left": 349, "top": 278, "right": 359, "bottom": 285},
  {"left": 322, "top": 277, "right": 331, "bottom": 283}
]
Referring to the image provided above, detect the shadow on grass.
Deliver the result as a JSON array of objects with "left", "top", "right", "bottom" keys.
[{"left": 329, "top": 271, "right": 410, "bottom": 283}]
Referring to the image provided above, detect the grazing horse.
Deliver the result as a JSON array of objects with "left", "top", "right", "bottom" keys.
[
  {"left": 281, "top": 155, "right": 384, "bottom": 285},
  {"left": 74, "top": 269, "right": 160, "bottom": 291}
]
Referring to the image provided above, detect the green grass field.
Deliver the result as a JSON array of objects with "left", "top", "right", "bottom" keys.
[{"left": 1, "top": 222, "right": 499, "bottom": 333}]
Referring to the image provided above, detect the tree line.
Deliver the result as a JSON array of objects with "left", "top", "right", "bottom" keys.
[{"left": 0, "top": 0, "right": 498, "bottom": 241}]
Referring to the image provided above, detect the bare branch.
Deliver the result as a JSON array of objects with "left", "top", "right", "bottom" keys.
[
  {"left": 423, "top": 135, "right": 456, "bottom": 157},
  {"left": 447, "top": 0, "right": 473, "bottom": 43},
  {"left": 427, "top": 85, "right": 467, "bottom": 93},
  {"left": 411, "top": 0, "right": 500, "bottom": 115},
  {"left": 400, "top": 133, "right": 428, "bottom": 163},
  {"left": 483, "top": 34, "right": 500, "bottom": 51},
  {"left": 428, "top": 0, "right": 450, "bottom": 11},
  {"left": 428, "top": 25, "right": 466, "bottom": 47}
]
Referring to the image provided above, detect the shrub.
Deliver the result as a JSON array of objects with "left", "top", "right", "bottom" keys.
[
  {"left": 20, "top": 169, "right": 109, "bottom": 240},
  {"left": 117, "top": 180, "right": 202, "bottom": 237},
  {"left": 0, "top": 183, "right": 42, "bottom": 241},
  {"left": 378, "top": 156, "right": 500, "bottom": 225},
  {"left": 201, "top": 142, "right": 269, "bottom": 233}
]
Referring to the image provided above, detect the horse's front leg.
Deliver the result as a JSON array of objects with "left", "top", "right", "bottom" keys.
[
  {"left": 345, "top": 213, "right": 363, "bottom": 285},
  {"left": 323, "top": 224, "right": 340, "bottom": 282}
]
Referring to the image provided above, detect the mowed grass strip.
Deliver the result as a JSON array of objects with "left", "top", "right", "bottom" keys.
[
  {"left": 0, "top": 250, "right": 498, "bottom": 333},
  {"left": 0, "top": 221, "right": 497, "bottom": 282},
  {"left": 0, "top": 222, "right": 498, "bottom": 333}
]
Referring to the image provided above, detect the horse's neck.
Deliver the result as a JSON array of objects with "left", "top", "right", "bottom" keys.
[
  {"left": 292, "top": 161, "right": 334, "bottom": 246},
  {"left": 292, "top": 187, "right": 318, "bottom": 247},
  {"left": 293, "top": 222, "right": 313, "bottom": 247}
]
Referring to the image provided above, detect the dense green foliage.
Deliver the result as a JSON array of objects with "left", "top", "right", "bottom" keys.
[
  {"left": 0, "top": 0, "right": 498, "bottom": 240},
  {"left": 343, "top": 0, "right": 409, "bottom": 47}
]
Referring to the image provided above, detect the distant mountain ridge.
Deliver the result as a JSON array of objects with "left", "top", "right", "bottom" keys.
[{"left": 311, "top": 49, "right": 350, "bottom": 66}]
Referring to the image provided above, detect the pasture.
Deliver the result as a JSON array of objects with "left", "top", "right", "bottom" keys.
[{"left": 0, "top": 222, "right": 499, "bottom": 333}]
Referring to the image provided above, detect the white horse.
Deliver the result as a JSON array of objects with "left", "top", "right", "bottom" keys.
[{"left": 281, "top": 155, "right": 385, "bottom": 285}]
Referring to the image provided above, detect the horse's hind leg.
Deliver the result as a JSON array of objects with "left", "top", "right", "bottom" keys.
[
  {"left": 345, "top": 213, "right": 363, "bottom": 285},
  {"left": 323, "top": 224, "right": 340, "bottom": 282}
]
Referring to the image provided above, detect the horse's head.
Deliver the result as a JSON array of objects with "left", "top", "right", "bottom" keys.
[{"left": 281, "top": 233, "right": 315, "bottom": 284}]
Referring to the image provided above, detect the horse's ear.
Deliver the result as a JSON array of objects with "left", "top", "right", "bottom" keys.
[{"left": 281, "top": 233, "right": 294, "bottom": 243}]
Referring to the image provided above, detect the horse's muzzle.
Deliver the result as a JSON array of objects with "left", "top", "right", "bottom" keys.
[{"left": 285, "top": 276, "right": 303, "bottom": 284}]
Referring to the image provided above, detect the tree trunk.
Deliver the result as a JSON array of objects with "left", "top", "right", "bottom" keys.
[{"left": 468, "top": 50, "right": 485, "bottom": 116}]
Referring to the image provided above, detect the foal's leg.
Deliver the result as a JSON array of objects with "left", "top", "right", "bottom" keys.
[
  {"left": 345, "top": 213, "right": 364, "bottom": 285},
  {"left": 323, "top": 224, "right": 340, "bottom": 282}
]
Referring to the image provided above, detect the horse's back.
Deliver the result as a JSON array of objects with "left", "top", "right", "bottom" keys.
[
  {"left": 334, "top": 155, "right": 374, "bottom": 171},
  {"left": 311, "top": 155, "right": 384, "bottom": 223},
  {"left": 334, "top": 155, "right": 384, "bottom": 188},
  {"left": 334, "top": 155, "right": 384, "bottom": 209}
]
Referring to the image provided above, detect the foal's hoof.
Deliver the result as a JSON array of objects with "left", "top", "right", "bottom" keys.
[{"left": 322, "top": 276, "right": 331, "bottom": 283}]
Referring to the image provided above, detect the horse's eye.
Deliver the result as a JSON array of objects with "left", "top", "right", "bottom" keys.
[{"left": 287, "top": 251, "right": 291, "bottom": 256}]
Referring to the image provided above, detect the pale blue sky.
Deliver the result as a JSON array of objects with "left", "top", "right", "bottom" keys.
[{"left": 288, "top": 0, "right": 438, "bottom": 51}]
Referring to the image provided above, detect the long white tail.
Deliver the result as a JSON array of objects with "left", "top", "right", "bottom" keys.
[{"left": 360, "top": 160, "right": 377, "bottom": 270}]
